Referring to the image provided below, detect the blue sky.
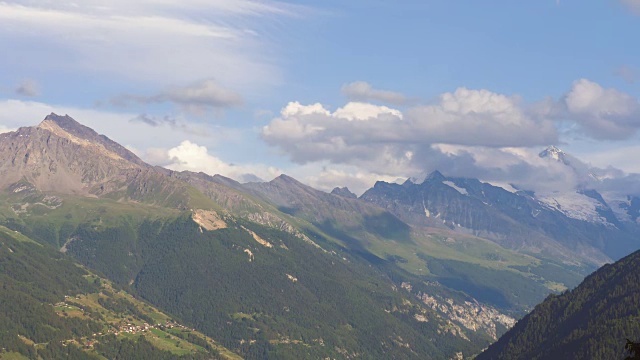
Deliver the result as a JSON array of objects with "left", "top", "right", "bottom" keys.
[{"left": 1, "top": 0, "right": 640, "bottom": 194}]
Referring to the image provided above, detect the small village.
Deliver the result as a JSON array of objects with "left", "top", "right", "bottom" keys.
[{"left": 54, "top": 298, "right": 196, "bottom": 343}]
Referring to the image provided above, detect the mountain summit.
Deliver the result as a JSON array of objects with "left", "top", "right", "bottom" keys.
[
  {"left": 0, "top": 114, "right": 213, "bottom": 208},
  {"left": 38, "top": 113, "right": 147, "bottom": 166},
  {"left": 539, "top": 145, "right": 569, "bottom": 164}
]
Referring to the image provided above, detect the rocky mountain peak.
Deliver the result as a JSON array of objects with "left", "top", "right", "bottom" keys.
[
  {"left": 272, "top": 174, "right": 300, "bottom": 185},
  {"left": 0, "top": 114, "right": 167, "bottom": 199},
  {"left": 405, "top": 170, "right": 446, "bottom": 185},
  {"left": 41, "top": 112, "right": 83, "bottom": 129},
  {"left": 424, "top": 170, "right": 446, "bottom": 183},
  {"left": 331, "top": 186, "right": 357, "bottom": 199},
  {"left": 38, "top": 113, "right": 146, "bottom": 167}
]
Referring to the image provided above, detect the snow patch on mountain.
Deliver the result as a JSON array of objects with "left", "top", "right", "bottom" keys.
[
  {"left": 486, "top": 181, "right": 519, "bottom": 194},
  {"left": 601, "top": 192, "right": 633, "bottom": 223},
  {"left": 537, "top": 191, "right": 609, "bottom": 224},
  {"left": 443, "top": 181, "right": 468, "bottom": 195}
]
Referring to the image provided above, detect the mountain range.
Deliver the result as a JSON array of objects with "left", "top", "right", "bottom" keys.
[{"left": 1, "top": 113, "right": 640, "bottom": 359}]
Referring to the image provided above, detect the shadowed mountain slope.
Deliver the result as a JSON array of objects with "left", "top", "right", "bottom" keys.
[{"left": 477, "top": 249, "right": 640, "bottom": 360}]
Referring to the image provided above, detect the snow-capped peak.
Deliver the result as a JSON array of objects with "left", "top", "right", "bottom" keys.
[
  {"left": 406, "top": 170, "right": 445, "bottom": 185},
  {"left": 539, "top": 146, "right": 567, "bottom": 163}
]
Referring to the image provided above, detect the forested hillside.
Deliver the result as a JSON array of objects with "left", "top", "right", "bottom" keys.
[
  {"left": 0, "top": 226, "right": 236, "bottom": 360},
  {"left": 64, "top": 215, "right": 491, "bottom": 359},
  {"left": 477, "top": 249, "right": 640, "bottom": 360}
]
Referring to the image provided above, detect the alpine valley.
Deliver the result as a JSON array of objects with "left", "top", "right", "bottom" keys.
[{"left": 2, "top": 114, "right": 640, "bottom": 359}]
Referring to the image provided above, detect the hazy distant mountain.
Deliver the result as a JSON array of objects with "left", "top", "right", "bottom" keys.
[
  {"left": 360, "top": 166, "right": 640, "bottom": 266},
  {"left": 476, "top": 248, "right": 640, "bottom": 360}
]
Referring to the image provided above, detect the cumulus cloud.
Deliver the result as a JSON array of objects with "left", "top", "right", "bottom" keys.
[
  {"left": 114, "top": 80, "right": 243, "bottom": 114},
  {"left": 341, "top": 81, "right": 408, "bottom": 105},
  {"left": 262, "top": 101, "right": 411, "bottom": 171},
  {"left": 15, "top": 79, "right": 40, "bottom": 97},
  {"left": 560, "top": 79, "right": 640, "bottom": 140},
  {"left": 0, "top": 1, "right": 303, "bottom": 89},
  {"left": 406, "top": 88, "right": 558, "bottom": 146},
  {"left": 160, "top": 140, "right": 281, "bottom": 183},
  {"left": 262, "top": 87, "right": 558, "bottom": 170}
]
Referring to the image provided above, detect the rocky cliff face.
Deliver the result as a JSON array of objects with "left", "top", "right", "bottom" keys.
[
  {"left": 400, "top": 281, "right": 516, "bottom": 341},
  {"left": 331, "top": 186, "right": 357, "bottom": 199}
]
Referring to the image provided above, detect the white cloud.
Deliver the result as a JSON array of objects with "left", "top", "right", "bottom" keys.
[
  {"left": 162, "top": 140, "right": 281, "bottom": 182},
  {"left": 281, "top": 102, "right": 330, "bottom": 117},
  {"left": 405, "top": 87, "right": 557, "bottom": 147},
  {"left": 341, "top": 81, "right": 408, "bottom": 105},
  {"left": 561, "top": 79, "right": 640, "bottom": 140},
  {"left": 298, "top": 166, "right": 401, "bottom": 196},
  {"left": 334, "top": 102, "right": 403, "bottom": 121},
  {"left": 15, "top": 79, "right": 40, "bottom": 97},
  {"left": 262, "top": 88, "right": 558, "bottom": 174},
  {"left": 0, "top": 1, "right": 302, "bottom": 89},
  {"left": 262, "top": 101, "right": 414, "bottom": 173},
  {"left": 584, "top": 144, "right": 640, "bottom": 174},
  {"left": 113, "top": 80, "right": 243, "bottom": 113},
  {"left": 0, "top": 125, "right": 16, "bottom": 134}
]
